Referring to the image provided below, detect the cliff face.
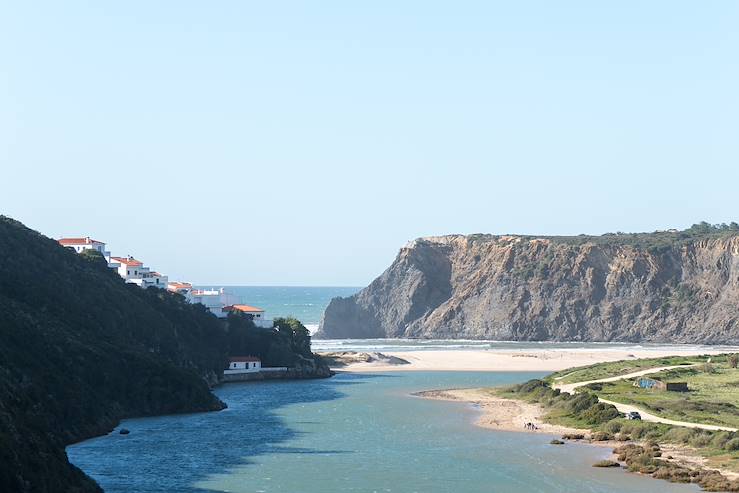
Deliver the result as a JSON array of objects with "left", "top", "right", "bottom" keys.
[{"left": 318, "top": 234, "right": 739, "bottom": 343}]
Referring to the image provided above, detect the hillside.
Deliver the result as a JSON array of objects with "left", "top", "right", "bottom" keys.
[
  {"left": 318, "top": 224, "right": 739, "bottom": 343},
  {"left": 0, "top": 216, "right": 328, "bottom": 492}
]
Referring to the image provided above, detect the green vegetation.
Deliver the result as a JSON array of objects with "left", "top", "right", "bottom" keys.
[
  {"left": 498, "top": 379, "right": 739, "bottom": 488},
  {"left": 470, "top": 222, "right": 739, "bottom": 252},
  {"left": 593, "top": 460, "right": 620, "bottom": 468},
  {"left": 583, "top": 358, "right": 739, "bottom": 429},
  {"left": 538, "top": 222, "right": 739, "bottom": 249},
  {"left": 226, "top": 313, "right": 325, "bottom": 369},
  {"left": 0, "top": 216, "right": 329, "bottom": 492},
  {"left": 547, "top": 355, "right": 706, "bottom": 384}
]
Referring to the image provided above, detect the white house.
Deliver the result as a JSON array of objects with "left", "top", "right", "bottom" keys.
[
  {"left": 224, "top": 356, "right": 262, "bottom": 374},
  {"left": 190, "top": 288, "right": 239, "bottom": 318},
  {"left": 223, "top": 304, "right": 273, "bottom": 328},
  {"left": 110, "top": 256, "right": 146, "bottom": 281},
  {"left": 58, "top": 237, "right": 117, "bottom": 267},
  {"left": 58, "top": 237, "right": 108, "bottom": 255},
  {"left": 167, "top": 281, "right": 193, "bottom": 301},
  {"left": 141, "top": 271, "right": 168, "bottom": 289}
]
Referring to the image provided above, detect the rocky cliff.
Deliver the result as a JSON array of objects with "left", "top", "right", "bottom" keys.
[{"left": 318, "top": 228, "right": 739, "bottom": 343}]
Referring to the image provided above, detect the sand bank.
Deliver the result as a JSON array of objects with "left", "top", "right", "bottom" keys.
[
  {"left": 415, "top": 388, "right": 582, "bottom": 435},
  {"left": 336, "top": 347, "right": 727, "bottom": 373}
]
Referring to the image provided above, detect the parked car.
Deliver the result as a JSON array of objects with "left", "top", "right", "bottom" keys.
[{"left": 626, "top": 411, "right": 642, "bottom": 420}]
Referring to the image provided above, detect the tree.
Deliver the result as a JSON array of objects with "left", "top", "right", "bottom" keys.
[
  {"left": 729, "top": 354, "right": 738, "bottom": 369},
  {"left": 79, "top": 248, "right": 107, "bottom": 266},
  {"left": 274, "top": 317, "right": 312, "bottom": 356}
]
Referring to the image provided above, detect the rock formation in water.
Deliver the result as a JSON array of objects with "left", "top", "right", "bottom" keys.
[{"left": 318, "top": 225, "right": 739, "bottom": 343}]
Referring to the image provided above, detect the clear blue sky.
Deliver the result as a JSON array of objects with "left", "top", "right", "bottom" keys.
[{"left": 2, "top": 2, "right": 738, "bottom": 286}]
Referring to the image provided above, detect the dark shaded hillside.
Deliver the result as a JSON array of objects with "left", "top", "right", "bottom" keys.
[
  {"left": 319, "top": 224, "right": 739, "bottom": 342},
  {"left": 0, "top": 216, "right": 328, "bottom": 492},
  {"left": 0, "top": 216, "right": 230, "bottom": 492}
]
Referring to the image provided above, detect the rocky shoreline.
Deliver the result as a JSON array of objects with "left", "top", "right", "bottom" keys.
[{"left": 418, "top": 387, "right": 739, "bottom": 491}]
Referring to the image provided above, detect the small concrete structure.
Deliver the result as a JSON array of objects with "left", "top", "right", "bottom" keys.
[{"left": 635, "top": 378, "right": 688, "bottom": 392}]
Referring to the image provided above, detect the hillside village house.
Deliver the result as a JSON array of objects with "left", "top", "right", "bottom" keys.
[
  {"left": 167, "top": 281, "right": 193, "bottom": 301},
  {"left": 190, "top": 288, "right": 239, "bottom": 318},
  {"left": 58, "top": 237, "right": 117, "bottom": 267},
  {"left": 223, "top": 304, "right": 273, "bottom": 328},
  {"left": 110, "top": 256, "right": 169, "bottom": 289},
  {"left": 58, "top": 236, "right": 109, "bottom": 255},
  {"left": 224, "top": 356, "right": 262, "bottom": 374},
  {"left": 59, "top": 236, "right": 272, "bottom": 324}
]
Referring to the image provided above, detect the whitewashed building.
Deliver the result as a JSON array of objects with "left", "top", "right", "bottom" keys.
[
  {"left": 224, "top": 356, "right": 262, "bottom": 374},
  {"left": 58, "top": 237, "right": 108, "bottom": 255},
  {"left": 167, "top": 281, "right": 193, "bottom": 301},
  {"left": 190, "top": 288, "right": 239, "bottom": 318},
  {"left": 58, "top": 237, "right": 118, "bottom": 268},
  {"left": 223, "top": 304, "right": 273, "bottom": 328}
]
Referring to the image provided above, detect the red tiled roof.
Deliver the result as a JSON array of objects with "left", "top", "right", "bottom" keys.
[
  {"left": 224, "top": 304, "right": 264, "bottom": 313},
  {"left": 111, "top": 256, "right": 143, "bottom": 267},
  {"left": 229, "top": 356, "right": 261, "bottom": 363},
  {"left": 58, "top": 237, "right": 104, "bottom": 246},
  {"left": 168, "top": 282, "right": 192, "bottom": 290}
]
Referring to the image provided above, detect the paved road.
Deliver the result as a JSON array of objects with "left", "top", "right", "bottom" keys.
[{"left": 552, "top": 365, "right": 738, "bottom": 432}]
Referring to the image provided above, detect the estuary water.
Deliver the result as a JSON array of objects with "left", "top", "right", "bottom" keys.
[{"left": 67, "top": 371, "right": 698, "bottom": 493}]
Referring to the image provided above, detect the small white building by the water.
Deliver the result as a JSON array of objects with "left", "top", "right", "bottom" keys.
[{"left": 225, "top": 356, "right": 262, "bottom": 374}]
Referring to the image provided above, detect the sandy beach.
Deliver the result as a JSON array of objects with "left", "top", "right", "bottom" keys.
[
  {"left": 415, "top": 388, "right": 582, "bottom": 435},
  {"left": 335, "top": 347, "right": 729, "bottom": 373}
]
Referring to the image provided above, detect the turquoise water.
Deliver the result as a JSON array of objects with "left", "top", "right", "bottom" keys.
[
  {"left": 68, "top": 372, "right": 698, "bottom": 493},
  {"left": 194, "top": 286, "right": 360, "bottom": 327}
]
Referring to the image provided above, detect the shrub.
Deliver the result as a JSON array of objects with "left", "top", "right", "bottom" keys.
[
  {"left": 562, "top": 433, "right": 585, "bottom": 440},
  {"left": 688, "top": 432, "right": 712, "bottom": 448},
  {"left": 662, "top": 427, "right": 696, "bottom": 444},
  {"left": 581, "top": 402, "right": 621, "bottom": 425},
  {"left": 725, "top": 438, "right": 739, "bottom": 451},
  {"left": 593, "top": 460, "right": 620, "bottom": 468},
  {"left": 710, "top": 431, "right": 732, "bottom": 449},
  {"left": 591, "top": 431, "right": 613, "bottom": 441},
  {"left": 603, "top": 420, "right": 623, "bottom": 434}
]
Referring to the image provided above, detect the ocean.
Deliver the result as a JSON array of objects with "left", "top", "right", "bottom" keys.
[
  {"left": 195, "top": 286, "right": 360, "bottom": 332},
  {"left": 67, "top": 371, "right": 699, "bottom": 493}
]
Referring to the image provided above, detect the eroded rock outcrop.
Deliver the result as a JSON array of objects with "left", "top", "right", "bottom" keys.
[{"left": 318, "top": 231, "right": 739, "bottom": 343}]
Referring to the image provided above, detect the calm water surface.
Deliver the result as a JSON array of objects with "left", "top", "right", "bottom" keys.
[{"left": 68, "top": 371, "right": 698, "bottom": 493}]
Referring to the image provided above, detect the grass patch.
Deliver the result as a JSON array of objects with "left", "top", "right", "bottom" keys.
[
  {"left": 547, "top": 355, "right": 708, "bottom": 384},
  {"left": 588, "top": 364, "right": 739, "bottom": 429}
]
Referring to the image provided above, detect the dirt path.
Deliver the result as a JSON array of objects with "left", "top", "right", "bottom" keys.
[{"left": 552, "top": 365, "right": 738, "bottom": 432}]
